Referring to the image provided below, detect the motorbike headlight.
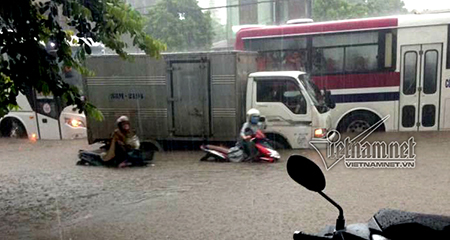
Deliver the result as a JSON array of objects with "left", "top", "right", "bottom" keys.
[
  {"left": 65, "top": 118, "right": 85, "bottom": 128},
  {"left": 371, "top": 234, "right": 390, "bottom": 240}
]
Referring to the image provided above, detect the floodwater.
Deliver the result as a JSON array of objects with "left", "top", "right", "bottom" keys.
[{"left": 0, "top": 132, "right": 449, "bottom": 239}]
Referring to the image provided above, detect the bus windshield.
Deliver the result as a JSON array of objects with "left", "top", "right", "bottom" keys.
[{"left": 298, "top": 74, "right": 328, "bottom": 113}]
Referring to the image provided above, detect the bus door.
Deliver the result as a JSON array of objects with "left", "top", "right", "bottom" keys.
[
  {"left": 34, "top": 92, "right": 63, "bottom": 139},
  {"left": 399, "top": 44, "right": 442, "bottom": 131}
]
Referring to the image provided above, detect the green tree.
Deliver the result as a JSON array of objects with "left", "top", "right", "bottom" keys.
[
  {"left": 313, "top": 0, "right": 367, "bottom": 22},
  {"left": 365, "top": 0, "right": 409, "bottom": 17},
  {"left": 0, "top": 0, "right": 166, "bottom": 119},
  {"left": 146, "top": 0, "right": 213, "bottom": 51},
  {"left": 211, "top": 18, "right": 226, "bottom": 43},
  {"left": 313, "top": 0, "right": 409, "bottom": 22}
]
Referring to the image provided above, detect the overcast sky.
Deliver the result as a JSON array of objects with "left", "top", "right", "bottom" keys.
[{"left": 403, "top": 0, "right": 450, "bottom": 11}]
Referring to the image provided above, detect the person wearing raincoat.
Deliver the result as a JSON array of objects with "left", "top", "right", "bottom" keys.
[{"left": 102, "top": 116, "right": 144, "bottom": 167}]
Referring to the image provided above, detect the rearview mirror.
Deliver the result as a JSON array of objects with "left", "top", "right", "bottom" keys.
[
  {"left": 286, "top": 155, "right": 326, "bottom": 192},
  {"left": 259, "top": 116, "right": 267, "bottom": 129},
  {"left": 287, "top": 155, "right": 346, "bottom": 231}
]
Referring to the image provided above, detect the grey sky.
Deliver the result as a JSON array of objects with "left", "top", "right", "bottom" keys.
[{"left": 403, "top": 0, "right": 450, "bottom": 11}]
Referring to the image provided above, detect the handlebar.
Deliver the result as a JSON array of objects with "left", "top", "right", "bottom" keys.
[{"left": 293, "top": 231, "right": 331, "bottom": 240}]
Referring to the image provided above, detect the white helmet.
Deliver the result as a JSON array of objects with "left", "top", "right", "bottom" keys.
[
  {"left": 116, "top": 115, "right": 130, "bottom": 127},
  {"left": 246, "top": 108, "right": 260, "bottom": 123}
]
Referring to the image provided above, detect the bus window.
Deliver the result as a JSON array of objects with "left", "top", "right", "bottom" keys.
[
  {"left": 384, "top": 33, "right": 393, "bottom": 68},
  {"left": 246, "top": 36, "right": 308, "bottom": 71},
  {"left": 313, "top": 32, "right": 378, "bottom": 48},
  {"left": 403, "top": 51, "right": 418, "bottom": 95},
  {"left": 245, "top": 36, "right": 306, "bottom": 51},
  {"left": 423, "top": 50, "right": 438, "bottom": 94},
  {"left": 256, "top": 50, "right": 308, "bottom": 71},
  {"left": 312, "top": 32, "right": 379, "bottom": 75},
  {"left": 35, "top": 91, "right": 60, "bottom": 119},
  {"left": 312, "top": 48, "right": 344, "bottom": 74},
  {"left": 345, "top": 45, "right": 378, "bottom": 72}
]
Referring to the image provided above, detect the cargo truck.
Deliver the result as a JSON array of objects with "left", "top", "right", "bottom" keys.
[{"left": 84, "top": 51, "right": 334, "bottom": 149}]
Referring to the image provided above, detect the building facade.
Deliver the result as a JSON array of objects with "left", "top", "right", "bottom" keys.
[
  {"left": 227, "top": 0, "right": 311, "bottom": 26},
  {"left": 224, "top": 0, "right": 312, "bottom": 48}
]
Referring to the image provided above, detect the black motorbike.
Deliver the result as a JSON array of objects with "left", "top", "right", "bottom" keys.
[
  {"left": 286, "top": 155, "right": 450, "bottom": 240},
  {"left": 77, "top": 144, "right": 154, "bottom": 167}
]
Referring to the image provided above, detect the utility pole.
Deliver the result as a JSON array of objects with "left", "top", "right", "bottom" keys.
[{"left": 307, "top": 0, "right": 312, "bottom": 19}]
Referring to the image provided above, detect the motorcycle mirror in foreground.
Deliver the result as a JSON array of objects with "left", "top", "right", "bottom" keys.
[
  {"left": 286, "top": 155, "right": 346, "bottom": 231},
  {"left": 286, "top": 154, "right": 325, "bottom": 192}
]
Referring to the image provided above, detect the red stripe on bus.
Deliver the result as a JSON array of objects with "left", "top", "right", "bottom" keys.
[
  {"left": 235, "top": 18, "right": 398, "bottom": 50},
  {"left": 312, "top": 72, "right": 400, "bottom": 90}
]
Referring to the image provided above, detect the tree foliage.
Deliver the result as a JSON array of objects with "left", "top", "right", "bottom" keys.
[
  {"left": 0, "top": 0, "right": 166, "bottom": 119},
  {"left": 211, "top": 18, "right": 226, "bottom": 43},
  {"left": 313, "top": 0, "right": 409, "bottom": 22},
  {"left": 146, "top": 0, "right": 213, "bottom": 51}
]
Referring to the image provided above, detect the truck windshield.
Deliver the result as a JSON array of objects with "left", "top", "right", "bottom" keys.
[{"left": 298, "top": 74, "right": 328, "bottom": 113}]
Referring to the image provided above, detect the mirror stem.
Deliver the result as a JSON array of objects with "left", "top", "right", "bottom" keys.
[{"left": 318, "top": 191, "right": 345, "bottom": 231}]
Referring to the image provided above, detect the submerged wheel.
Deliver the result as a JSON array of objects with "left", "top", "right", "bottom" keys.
[
  {"left": 0, "top": 118, "right": 27, "bottom": 138},
  {"left": 338, "top": 112, "right": 385, "bottom": 133},
  {"left": 346, "top": 119, "right": 371, "bottom": 133},
  {"left": 265, "top": 133, "right": 291, "bottom": 150}
]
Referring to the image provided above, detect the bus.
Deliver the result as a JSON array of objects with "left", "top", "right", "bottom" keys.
[
  {"left": 235, "top": 12, "right": 450, "bottom": 133},
  {"left": 0, "top": 39, "right": 105, "bottom": 140}
]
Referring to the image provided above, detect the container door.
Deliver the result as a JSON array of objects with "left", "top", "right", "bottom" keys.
[
  {"left": 170, "top": 61, "right": 209, "bottom": 137},
  {"left": 399, "top": 44, "right": 442, "bottom": 131}
]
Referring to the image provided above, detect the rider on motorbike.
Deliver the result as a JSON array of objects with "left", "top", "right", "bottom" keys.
[
  {"left": 240, "top": 108, "right": 262, "bottom": 161},
  {"left": 102, "top": 116, "right": 143, "bottom": 167}
]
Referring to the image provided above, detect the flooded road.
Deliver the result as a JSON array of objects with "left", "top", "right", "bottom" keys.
[{"left": 1, "top": 132, "right": 449, "bottom": 239}]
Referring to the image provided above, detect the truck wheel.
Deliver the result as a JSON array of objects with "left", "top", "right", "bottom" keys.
[
  {"left": 265, "top": 134, "right": 291, "bottom": 150},
  {"left": 267, "top": 140, "right": 286, "bottom": 150},
  {"left": 338, "top": 112, "right": 384, "bottom": 133},
  {"left": 1, "top": 118, "right": 27, "bottom": 138}
]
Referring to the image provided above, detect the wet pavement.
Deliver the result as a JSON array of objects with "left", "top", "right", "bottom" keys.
[{"left": 0, "top": 132, "right": 450, "bottom": 240}]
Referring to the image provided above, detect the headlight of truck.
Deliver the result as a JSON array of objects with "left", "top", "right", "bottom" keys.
[
  {"left": 314, "top": 128, "right": 327, "bottom": 138},
  {"left": 65, "top": 118, "right": 85, "bottom": 128}
]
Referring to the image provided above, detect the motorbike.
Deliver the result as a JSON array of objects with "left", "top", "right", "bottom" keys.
[
  {"left": 77, "top": 137, "right": 154, "bottom": 167},
  {"left": 286, "top": 155, "right": 450, "bottom": 240},
  {"left": 76, "top": 148, "right": 152, "bottom": 167},
  {"left": 200, "top": 130, "right": 280, "bottom": 163}
]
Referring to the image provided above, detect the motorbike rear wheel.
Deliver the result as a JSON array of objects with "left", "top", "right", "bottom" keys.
[{"left": 200, "top": 153, "right": 228, "bottom": 162}]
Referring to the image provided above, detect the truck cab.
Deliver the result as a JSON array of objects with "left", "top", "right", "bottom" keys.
[{"left": 247, "top": 71, "right": 333, "bottom": 149}]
